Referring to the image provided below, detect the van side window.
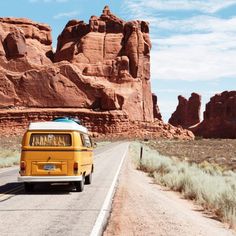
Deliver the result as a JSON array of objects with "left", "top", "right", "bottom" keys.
[{"left": 81, "top": 134, "right": 92, "bottom": 148}]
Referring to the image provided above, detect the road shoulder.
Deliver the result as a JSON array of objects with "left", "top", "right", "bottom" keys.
[{"left": 103, "top": 149, "right": 235, "bottom": 236}]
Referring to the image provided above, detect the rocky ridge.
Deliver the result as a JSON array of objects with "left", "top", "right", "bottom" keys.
[
  {"left": 192, "top": 91, "right": 236, "bottom": 138},
  {"left": 169, "top": 93, "right": 201, "bottom": 129},
  {"left": 169, "top": 91, "right": 236, "bottom": 139},
  {"left": 0, "top": 6, "right": 193, "bottom": 140}
]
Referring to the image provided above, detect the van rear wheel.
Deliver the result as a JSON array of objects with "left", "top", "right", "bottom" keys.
[
  {"left": 24, "top": 183, "right": 34, "bottom": 193},
  {"left": 74, "top": 176, "right": 84, "bottom": 192},
  {"left": 85, "top": 173, "right": 92, "bottom": 185}
]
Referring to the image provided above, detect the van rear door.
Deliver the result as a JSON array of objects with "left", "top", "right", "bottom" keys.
[{"left": 24, "top": 133, "right": 74, "bottom": 176}]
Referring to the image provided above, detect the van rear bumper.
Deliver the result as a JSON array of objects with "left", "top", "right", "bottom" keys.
[{"left": 18, "top": 175, "right": 83, "bottom": 183}]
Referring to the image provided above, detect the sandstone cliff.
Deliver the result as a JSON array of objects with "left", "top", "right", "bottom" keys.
[
  {"left": 0, "top": 6, "right": 153, "bottom": 122},
  {"left": 152, "top": 93, "right": 162, "bottom": 120},
  {"left": 192, "top": 91, "right": 236, "bottom": 138},
  {"left": 169, "top": 93, "right": 201, "bottom": 128},
  {"left": 0, "top": 6, "right": 194, "bottom": 140}
]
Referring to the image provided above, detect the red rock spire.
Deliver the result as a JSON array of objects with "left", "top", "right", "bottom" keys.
[{"left": 103, "top": 5, "right": 111, "bottom": 15}]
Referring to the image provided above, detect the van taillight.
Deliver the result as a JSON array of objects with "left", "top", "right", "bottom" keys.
[
  {"left": 74, "top": 163, "right": 78, "bottom": 173},
  {"left": 20, "top": 161, "right": 26, "bottom": 171}
]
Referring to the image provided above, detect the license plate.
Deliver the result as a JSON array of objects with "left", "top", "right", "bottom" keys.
[{"left": 44, "top": 164, "right": 55, "bottom": 171}]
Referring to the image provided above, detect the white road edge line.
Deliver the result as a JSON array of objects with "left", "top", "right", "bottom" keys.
[{"left": 90, "top": 142, "right": 129, "bottom": 236}]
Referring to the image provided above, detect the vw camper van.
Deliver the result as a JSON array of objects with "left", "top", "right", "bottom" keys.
[{"left": 18, "top": 118, "right": 94, "bottom": 192}]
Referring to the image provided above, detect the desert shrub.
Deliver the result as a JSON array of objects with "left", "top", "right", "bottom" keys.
[
  {"left": 130, "top": 142, "right": 236, "bottom": 228},
  {"left": 0, "top": 148, "right": 20, "bottom": 168},
  {"left": 199, "top": 161, "right": 224, "bottom": 175}
]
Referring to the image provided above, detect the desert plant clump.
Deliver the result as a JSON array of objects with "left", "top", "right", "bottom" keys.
[
  {"left": 0, "top": 136, "right": 21, "bottom": 168},
  {"left": 148, "top": 139, "right": 236, "bottom": 171},
  {"left": 0, "top": 148, "right": 20, "bottom": 168},
  {"left": 130, "top": 142, "right": 236, "bottom": 228}
]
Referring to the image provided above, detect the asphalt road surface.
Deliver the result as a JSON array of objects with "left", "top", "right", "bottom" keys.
[{"left": 0, "top": 142, "right": 129, "bottom": 236}]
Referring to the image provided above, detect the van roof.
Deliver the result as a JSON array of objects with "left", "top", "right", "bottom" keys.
[{"left": 28, "top": 122, "right": 88, "bottom": 133}]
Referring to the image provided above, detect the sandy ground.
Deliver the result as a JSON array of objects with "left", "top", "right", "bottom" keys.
[
  {"left": 148, "top": 139, "right": 236, "bottom": 170},
  {"left": 104, "top": 156, "right": 235, "bottom": 236}
]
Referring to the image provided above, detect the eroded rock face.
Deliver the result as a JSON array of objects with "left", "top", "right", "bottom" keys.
[
  {"left": 169, "top": 93, "right": 201, "bottom": 128},
  {"left": 0, "top": 7, "right": 154, "bottom": 122},
  {"left": 0, "top": 6, "right": 191, "bottom": 139},
  {"left": 152, "top": 93, "right": 162, "bottom": 120},
  {"left": 192, "top": 91, "right": 236, "bottom": 138},
  {"left": 0, "top": 108, "right": 194, "bottom": 140},
  {"left": 0, "top": 17, "right": 52, "bottom": 64},
  {"left": 4, "top": 29, "right": 27, "bottom": 58}
]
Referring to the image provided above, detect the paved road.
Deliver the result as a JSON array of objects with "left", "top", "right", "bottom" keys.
[{"left": 0, "top": 142, "right": 129, "bottom": 236}]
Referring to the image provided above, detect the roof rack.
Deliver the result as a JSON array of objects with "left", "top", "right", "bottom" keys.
[{"left": 53, "top": 117, "right": 82, "bottom": 125}]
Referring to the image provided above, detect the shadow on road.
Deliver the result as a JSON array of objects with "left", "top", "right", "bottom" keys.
[
  {"left": 0, "top": 182, "right": 22, "bottom": 194},
  {"left": 0, "top": 182, "right": 76, "bottom": 195}
]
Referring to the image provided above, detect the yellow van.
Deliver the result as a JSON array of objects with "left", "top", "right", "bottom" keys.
[{"left": 18, "top": 118, "right": 94, "bottom": 192}]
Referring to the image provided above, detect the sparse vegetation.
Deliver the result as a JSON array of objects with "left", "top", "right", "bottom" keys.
[
  {"left": 130, "top": 142, "right": 236, "bottom": 229},
  {"left": 147, "top": 139, "right": 236, "bottom": 171},
  {"left": 0, "top": 136, "right": 21, "bottom": 168},
  {"left": 0, "top": 148, "right": 20, "bottom": 167}
]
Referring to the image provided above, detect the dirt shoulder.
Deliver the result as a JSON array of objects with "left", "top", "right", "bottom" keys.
[{"left": 103, "top": 153, "right": 235, "bottom": 236}]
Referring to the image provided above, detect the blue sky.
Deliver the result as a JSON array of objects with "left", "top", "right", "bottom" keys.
[{"left": 0, "top": 0, "right": 236, "bottom": 121}]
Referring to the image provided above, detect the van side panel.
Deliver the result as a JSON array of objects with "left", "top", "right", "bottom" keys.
[{"left": 73, "top": 132, "right": 93, "bottom": 177}]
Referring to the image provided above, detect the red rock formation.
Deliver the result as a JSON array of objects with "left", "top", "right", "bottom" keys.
[
  {"left": 0, "top": 7, "right": 154, "bottom": 122},
  {"left": 4, "top": 29, "right": 27, "bottom": 58},
  {"left": 192, "top": 91, "right": 236, "bottom": 138},
  {"left": 152, "top": 93, "right": 162, "bottom": 120},
  {"left": 0, "top": 108, "right": 194, "bottom": 140},
  {"left": 0, "top": 17, "right": 52, "bottom": 63},
  {"left": 169, "top": 93, "right": 201, "bottom": 128},
  {"left": 0, "top": 6, "right": 194, "bottom": 139},
  {"left": 54, "top": 6, "right": 153, "bottom": 121}
]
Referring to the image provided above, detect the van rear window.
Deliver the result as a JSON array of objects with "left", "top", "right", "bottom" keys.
[{"left": 30, "top": 134, "right": 72, "bottom": 147}]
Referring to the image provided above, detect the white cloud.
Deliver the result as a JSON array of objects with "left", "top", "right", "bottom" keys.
[
  {"left": 151, "top": 16, "right": 236, "bottom": 34},
  {"left": 122, "top": 1, "right": 236, "bottom": 81},
  {"left": 53, "top": 11, "right": 79, "bottom": 19},
  {"left": 151, "top": 39, "right": 236, "bottom": 81},
  {"left": 123, "top": 0, "right": 236, "bottom": 16},
  {"left": 150, "top": 15, "right": 236, "bottom": 81},
  {"left": 123, "top": 0, "right": 236, "bottom": 118}
]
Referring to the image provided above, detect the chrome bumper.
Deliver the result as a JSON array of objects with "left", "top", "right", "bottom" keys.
[{"left": 18, "top": 175, "right": 83, "bottom": 183}]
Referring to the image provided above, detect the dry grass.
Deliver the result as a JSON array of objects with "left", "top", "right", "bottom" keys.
[
  {"left": 0, "top": 136, "right": 21, "bottom": 168},
  {"left": 147, "top": 139, "right": 236, "bottom": 171},
  {"left": 130, "top": 142, "right": 236, "bottom": 229}
]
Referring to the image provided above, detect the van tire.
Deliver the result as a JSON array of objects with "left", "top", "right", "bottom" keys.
[
  {"left": 24, "top": 183, "right": 34, "bottom": 193},
  {"left": 85, "top": 173, "right": 92, "bottom": 185},
  {"left": 74, "top": 176, "right": 84, "bottom": 192}
]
